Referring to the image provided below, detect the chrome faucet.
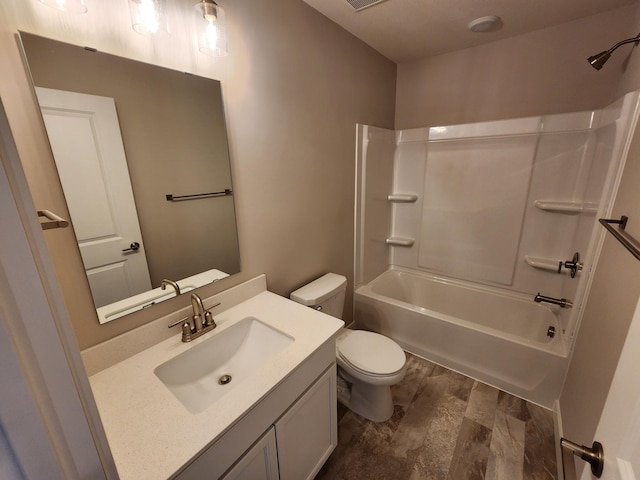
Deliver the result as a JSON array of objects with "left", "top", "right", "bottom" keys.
[
  {"left": 534, "top": 293, "right": 573, "bottom": 309},
  {"left": 168, "top": 293, "right": 220, "bottom": 342},
  {"left": 160, "top": 279, "right": 181, "bottom": 296}
]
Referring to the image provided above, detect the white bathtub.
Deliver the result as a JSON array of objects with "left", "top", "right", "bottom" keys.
[{"left": 355, "top": 267, "right": 569, "bottom": 408}]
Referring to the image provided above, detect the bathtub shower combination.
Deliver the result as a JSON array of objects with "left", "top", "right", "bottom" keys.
[{"left": 354, "top": 92, "right": 640, "bottom": 407}]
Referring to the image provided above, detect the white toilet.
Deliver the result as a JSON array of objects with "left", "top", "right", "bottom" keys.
[{"left": 290, "top": 273, "right": 406, "bottom": 422}]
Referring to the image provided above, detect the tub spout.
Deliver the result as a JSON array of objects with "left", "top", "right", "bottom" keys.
[{"left": 534, "top": 293, "right": 573, "bottom": 308}]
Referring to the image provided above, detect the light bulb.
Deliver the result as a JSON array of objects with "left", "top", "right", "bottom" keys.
[
  {"left": 129, "top": 0, "right": 170, "bottom": 38},
  {"left": 38, "top": 0, "right": 87, "bottom": 14},
  {"left": 195, "top": 0, "right": 228, "bottom": 56}
]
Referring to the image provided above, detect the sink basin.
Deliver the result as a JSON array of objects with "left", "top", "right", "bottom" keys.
[{"left": 154, "top": 317, "right": 294, "bottom": 414}]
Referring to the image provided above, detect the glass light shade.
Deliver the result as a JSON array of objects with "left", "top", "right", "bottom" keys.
[
  {"left": 129, "top": 0, "right": 170, "bottom": 38},
  {"left": 195, "top": 1, "right": 228, "bottom": 57},
  {"left": 38, "top": 0, "right": 87, "bottom": 14}
]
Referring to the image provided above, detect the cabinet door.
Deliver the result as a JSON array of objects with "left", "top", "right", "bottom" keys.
[
  {"left": 221, "top": 427, "right": 279, "bottom": 480},
  {"left": 275, "top": 366, "right": 337, "bottom": 480}
]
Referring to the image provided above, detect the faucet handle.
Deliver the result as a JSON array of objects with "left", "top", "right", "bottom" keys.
[
  {"left": 558, "top": 252, "right": 583, "bottom": 278},
  {"left": 204, "top": 311, "right": 215, "bottom": 328},
  {"left": 168, "top": 316, "right": 191, "bottom": 329},
  {"left": 202, "top": 302, "right": 221, "bottom": 328},
  {"left": 168, "top": 317, "right": 194, "bottom": 341}
]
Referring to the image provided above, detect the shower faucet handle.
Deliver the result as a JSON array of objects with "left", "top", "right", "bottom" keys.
[{"left": 558, "top": 252, "right": 583, "bottom": 278}]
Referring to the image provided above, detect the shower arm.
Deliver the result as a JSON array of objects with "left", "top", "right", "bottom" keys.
[
  {"left": 589, "top": 32, "right": 640, "bottom": 69},
  {"left": 605, "top": 33, "right": 640, "bottom": 56}
]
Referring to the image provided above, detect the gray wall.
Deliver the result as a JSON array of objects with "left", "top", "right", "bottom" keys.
[
  {"left": 0, "top": 0, "right": 396, "bottom": 349},
  {"left": 395, "top": 4, "right": 637, "bottom": 129},
  {"left": 5, "top": 6, "right": 640, "bottom": 460},
  {"left": 21, "top": 33, "right": 240, "bottom": 288}
]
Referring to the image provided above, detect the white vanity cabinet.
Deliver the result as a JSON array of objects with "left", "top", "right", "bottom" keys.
[
  {"left": 220, "top": 427, "right": 279, "bottom": 480},
  {"left": 273, "top": 365, "right": 337, "bottom": 480},
  {"left": 173, "top": 341, "right": 338, "bottom": 480},
  {"left": 222, "top": 366, "right": 337, "bottom": 480}
]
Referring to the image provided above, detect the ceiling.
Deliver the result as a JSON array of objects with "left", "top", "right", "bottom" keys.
[{"left": 303, "top": 0, "right": 637, "bottom": 63}]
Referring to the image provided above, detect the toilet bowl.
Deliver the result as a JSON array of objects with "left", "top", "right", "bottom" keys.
[
  {"left": 290, "top": 273, "right": 407, "bottom": 422},
  {"left": 335, "top": 329, "right": 406, "bottom": 421}
]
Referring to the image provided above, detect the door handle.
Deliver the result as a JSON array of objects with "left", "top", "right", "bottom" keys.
[
  {"left": 561, "top": 438, "right": 604, "bottom": 477},
  {"left": 122, "top": 242, "right": 140, "bottom": 252}
]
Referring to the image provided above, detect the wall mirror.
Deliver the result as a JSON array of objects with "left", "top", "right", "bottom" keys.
[{"left": 20, "top": 32, "right": 240, "bottom": 324}]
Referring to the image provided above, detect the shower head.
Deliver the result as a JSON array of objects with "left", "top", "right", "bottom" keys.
[
  {"left": 588, "top": 51, "right": 611, "bottom": 70},
  {"left": 588, "top": 32, "right": 640, "bottom": 70}
]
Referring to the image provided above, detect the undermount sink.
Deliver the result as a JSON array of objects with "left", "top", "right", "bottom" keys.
[{"left": 154, "top": 317, "right": 294, "bottom": 414}]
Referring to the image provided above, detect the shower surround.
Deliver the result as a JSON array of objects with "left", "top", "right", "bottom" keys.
[{"left": 354, "top": 92, "right": 640, "bottom": 407}]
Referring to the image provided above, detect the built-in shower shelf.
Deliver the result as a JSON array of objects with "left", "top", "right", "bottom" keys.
[
  {"left": 388, "top": 194, "right": 418, "bottom": 203},
  {"left": 386, "top": 237, "right": 415, "bottom": 247},
  {"left": 534, "top": 200, "right": 598, "bottom": 214},
  {"left": 524, "top": 255, "right": 560, "bottom": 272}
]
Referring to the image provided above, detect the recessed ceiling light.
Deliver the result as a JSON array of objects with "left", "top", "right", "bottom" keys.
[{"left": 468, "top": 16, "right": 502, "bottom": 33}]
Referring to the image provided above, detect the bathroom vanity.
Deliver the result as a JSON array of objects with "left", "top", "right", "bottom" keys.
[{"left": 87, "top": 275, "right": 344, "bottom": 479}]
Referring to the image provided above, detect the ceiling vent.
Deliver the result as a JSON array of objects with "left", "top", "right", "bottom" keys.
[{"left": 345, "top": 0, "right": 387, "bottom": 12}]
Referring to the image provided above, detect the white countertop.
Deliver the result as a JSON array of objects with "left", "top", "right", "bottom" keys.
[{"left": 89, "top": 283, "right": 344, "bottom": 479}]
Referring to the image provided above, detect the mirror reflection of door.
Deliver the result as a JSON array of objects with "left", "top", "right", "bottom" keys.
[{"left": 36, "top": 87, "right": 152, "bottom": 307}]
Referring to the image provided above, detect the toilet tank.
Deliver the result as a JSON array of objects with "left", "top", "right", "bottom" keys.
[{"left": 290, "top": 273, "right": 347, "bottom": 319}]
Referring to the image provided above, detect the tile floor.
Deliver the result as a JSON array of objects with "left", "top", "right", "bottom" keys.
[{"left": 317, "top": 354, "right": 557, "bottom": 480}]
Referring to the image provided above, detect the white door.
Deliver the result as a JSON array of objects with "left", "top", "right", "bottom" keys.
[
  {"left": 581, "top": 295, "right": 640, "bottom": 480},
  {"left": 36, "top": 87, "right": 152, "bottom": 308}
]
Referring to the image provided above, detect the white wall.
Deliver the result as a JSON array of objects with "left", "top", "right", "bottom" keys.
[{"left": 391, "top": 6, "right": 640, "bottom": 470}]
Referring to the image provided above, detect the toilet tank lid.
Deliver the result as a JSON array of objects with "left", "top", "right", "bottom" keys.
[{"left": 290, "top": 273, "right": 347, "bottom": 306}]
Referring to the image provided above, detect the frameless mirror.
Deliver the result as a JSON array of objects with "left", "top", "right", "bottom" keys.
[{"left": 20, "top": 33, "right": 240, "bottom": 324}]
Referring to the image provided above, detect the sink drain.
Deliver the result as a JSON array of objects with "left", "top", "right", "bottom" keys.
[{"left": 218, "top": 374, "right": 232, "bottom": 385}]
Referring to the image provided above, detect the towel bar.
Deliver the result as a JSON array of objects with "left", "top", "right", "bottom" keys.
[
  {"left": 37, "top": 210, "right": 69, "bottom": 230},
  {"left": 599, "top": 216, "right": 640, "bottom": 261},
  {"left": 166, "top": 189, "right": 232, "bottom": 201}
]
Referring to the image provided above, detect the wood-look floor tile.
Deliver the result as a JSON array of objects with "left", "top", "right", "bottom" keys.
[
  {"left": 407, "top": 393, "right": 468, "bottom": 480},
  {"left": 389, "top": 367, "right": 455, "bottom": 458},
  {"left": 446, "top": 417, "right": 492, "bottom": 480},
  {"left": 497, "top": 390, "right": 530, "bottom": 422},
  {"left": 316, "top": 410, "right": 369, "bottom": 479},
  {"left": 523, "top": 403, "right": 556, "bottom": 480},
  {"left": 465, "top": 381, "right": 499, "bottom": 429},
  {"left": 393, "top": 355, "right": 435, "bottom": 409},
  {"left": 440, "top": 368, "right": 475, "bottom": 403},
  {"left": 486, "top": 411, "right": 525, "bottom": 480},
  {"left": 319, "top": 354, "right": 557, "bottom": 480},
  {"left": 323, "top": 411, "right": 413, "bottom": 480}
]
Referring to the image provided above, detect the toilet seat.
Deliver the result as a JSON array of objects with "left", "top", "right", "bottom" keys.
[{"left": 336, "top": 330, "right": 406, "bottom": 377}]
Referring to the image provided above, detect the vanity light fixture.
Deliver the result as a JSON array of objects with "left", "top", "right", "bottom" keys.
[
  {"left": 128, "top": 0, "right": 170, "bottom": 38},
  {"left": 195, "top": 0, "right": 228, "bottom": 57},
  {"left": 38, "top": 0, "right": 88, "bottom": 14}
]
